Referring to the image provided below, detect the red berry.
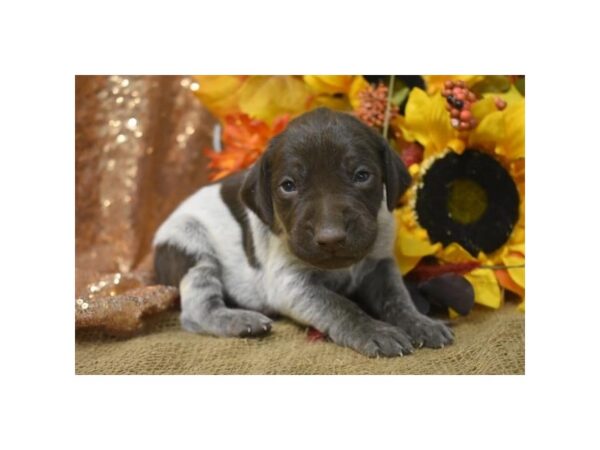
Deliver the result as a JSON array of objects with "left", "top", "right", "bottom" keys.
[
  {"left": 453, "top": 87, "right": 462, "bottom": 96},
  {"left": 451, "top": 109, "right": 460, "bottom": 118},
  {"left": 460, "top": 110, "right": 472, "bottom": 121},
  {"left": 444, "top": 80, "right": 453, "bottom": 89},
  {"left": 495, "top": 97, "right": 507, "bottom": 110},
  {"left": 459, "top": 121, "right": 470, "bottom": 130}
]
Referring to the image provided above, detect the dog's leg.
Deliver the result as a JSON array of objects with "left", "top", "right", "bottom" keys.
[
  {"left": 180, "top": 253, "right": 272, "bottom": 337},
  {"left": 272, "top": 278, "right": 414, "bottom": 357},
  {"left": 354, "top": 258, "right": 454, "bottom": 349},
  {"left": 155, "top": 215, "right": 272, "bottom": 337}
]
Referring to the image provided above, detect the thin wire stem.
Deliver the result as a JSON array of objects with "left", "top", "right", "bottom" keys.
[{"left": 479, "top": 264, "right": 525, "bottom": 270}]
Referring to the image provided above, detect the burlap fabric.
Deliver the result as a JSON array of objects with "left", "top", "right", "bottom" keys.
[
  {"left": 76, "top": 304, "right": 523, "bottom": 374},
  {"left": 75, "top": 75, "right": 524, "bottom": 375}
]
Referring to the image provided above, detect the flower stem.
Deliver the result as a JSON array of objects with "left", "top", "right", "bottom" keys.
[{"left": 383, "top": 75, "right": 395, "bottom": 139}]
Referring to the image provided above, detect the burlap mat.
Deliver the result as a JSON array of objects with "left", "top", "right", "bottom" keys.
[{"left": 76, "top": 303, "right": 524, "bottom": 375}]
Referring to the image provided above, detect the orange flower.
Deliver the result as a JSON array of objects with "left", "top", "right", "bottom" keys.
[{"left": 204, "top": 113, "right": 289, "bottom": 181}]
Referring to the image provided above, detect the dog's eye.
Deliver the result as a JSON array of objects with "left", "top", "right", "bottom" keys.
[
  {"left": 280, "top": 179, "right": 297, "bottom": 193},
  {"left": 353, "top": 170, "right": 371, "bottom": 183}
]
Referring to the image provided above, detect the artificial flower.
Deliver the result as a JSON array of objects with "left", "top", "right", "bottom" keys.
[
  {"left": 422, "top": 75, "right": 484, "bottom": 94},
  {"left": 303, "top": 75, "right": 370, "bottom": 111},
  {"left": 191, "top": 75, "right": 525, "bottom": 316},
  {"left": 395, "top": 88, "right": 466, "bottom": 160},
  {"left": 354, "top": 82, "right": 399, "bottom": 129},
  {"left": 394, "top": 84, "right": 525, "bottom": 313},
  {"left": 204, "top": 113, "right": 289, "bottom": 181},
  {"left": 303, "top": 75, "right": 354, "bottom": 96},
  {"left": 192, "top": 75, "right": 247, "bottom": 119},
  {"left": 194, "top": 76, "right": 312, "bottom": 124},
  {"left": 348, "top": 76, "right": 371, "bottom": 109},
  {"left": 237, "top": 76, "right": 313, "bottom": 124}
]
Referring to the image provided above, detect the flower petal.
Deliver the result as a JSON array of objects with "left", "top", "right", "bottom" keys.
[
  {"left": 348, "top": 76, "right": 370, "bottom": 110},
  {"left": 398, "top": 232, "right": 441, "bottom": 257},
  {"left": 396, "top": 255, "right": 422, "bottom": 275},
  {"left": 192, "top": 75, "right": 246, "bottom": 119},
  {"left": 238, "top": 76, "right": 312, "bottom": 124},
  {"left": 501, "top": 100, "right": 525, "bottom": 159},
  {"left": 422, "top": 75, "right": 484, "bottom": 94},
  {"left": 469, "top": 88, "right": 525, "bottom": 160},
  {"left": 502, "top": 253, "right": 525, "bottom": 289},
  {"left": 395, "top": 227, "right": 441, "bottom": 275},
  {"left": 312, "top": 95, "right": 351, "bottom": 111},
  {"left": 303, "top": 75, "right": 354, "bottom": 95},
  {"left": 437, "top": 242, "right": 477, "bottom": 264},
  {"left": 495, "top": 268, "right": 525, "bottom": 298},
  {"left": 400, "top": 88, "right": 464, "bottom": 160},
  {"left": 464, "top": 268, "right": 502, "bottom": 309}
]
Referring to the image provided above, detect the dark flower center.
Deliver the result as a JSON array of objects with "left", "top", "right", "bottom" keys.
[{"left": 415, "top": 149, "right": 520, "bottom": 256}]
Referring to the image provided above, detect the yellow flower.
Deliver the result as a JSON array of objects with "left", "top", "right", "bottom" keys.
[
  {"left": 194, "top": 75, "right": 368, "bottom": 124},
  {"left": 348, "top": 76, "right": 370, "bottom": 110},
  {"left": 469, "top": 86, "right": 525, "bottom": 160},
  {"left": 303, "top": 75, "right": 369, "bottom": 111},
  {"left": 394, "top": 207, "right": 441, "bottom": 274},
  {"left": 191, "top": 75, "right": 247, "bottom": 119},
  {"left": 395, "top": 81, "right": 525, "bottom": 312},
  {"left": 395, "top": 88, "right": 465, "bottom": 160},
  {"left": 193, "top": 75, "right": 313, "bottom": 124},
  {"left": 303, "top": 75, "right": 354, "bottom": 96},
  {"left": 422, "top": 75, "right": 484, "bottom": 94}
]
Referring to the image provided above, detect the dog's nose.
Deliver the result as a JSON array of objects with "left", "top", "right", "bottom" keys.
[{"left": 315, "top": 227, "right": 346, "bottom": 250}]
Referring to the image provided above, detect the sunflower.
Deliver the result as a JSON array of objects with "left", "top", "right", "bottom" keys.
[{"left": 393, "top": 83, "right": 525, "bottom": 314}]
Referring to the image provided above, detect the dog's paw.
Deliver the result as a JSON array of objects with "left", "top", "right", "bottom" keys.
[
  {"left": 334, "top": 320, "right": 415, "bottom": 358},
  {"left": 181, "top": 309, "right": 272, "bottom": 338},
  {"left": 403, "top": 316, "right": 454, "bottom": 349}
]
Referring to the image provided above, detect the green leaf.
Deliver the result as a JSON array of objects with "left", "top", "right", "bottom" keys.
[{"left": 391, "top": 86, "right": 409, "bottom": 107}]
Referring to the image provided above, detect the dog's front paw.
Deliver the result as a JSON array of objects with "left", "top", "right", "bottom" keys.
[
  {"left": 404, "top": 316, "right": 454, "bottom": 349},
  {"left": 332, "top": 320, "right": 414, "bottom": 358},
  {"left": 181, "top": 309, "right": 272, "bottom": 338}
]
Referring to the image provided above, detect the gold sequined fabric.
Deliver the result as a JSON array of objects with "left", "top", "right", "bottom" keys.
[{"left": 75, "top": 75, "right": 216, "bottom": 335}]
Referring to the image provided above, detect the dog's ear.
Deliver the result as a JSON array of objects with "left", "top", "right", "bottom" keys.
[
  {"left": 380, "top": 138, "right": 412, "bottom": 211},
  {"left": 241, "top": 149, "right": 274, "bottom": 227}
]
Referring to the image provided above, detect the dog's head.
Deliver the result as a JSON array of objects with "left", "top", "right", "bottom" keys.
[{"left": 241, "top": 107, "right": 411, "bottom": 269}]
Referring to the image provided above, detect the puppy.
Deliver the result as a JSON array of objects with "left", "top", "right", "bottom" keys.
[{"left": 153, "top": 107, "right": 453, "bottom": 357}]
